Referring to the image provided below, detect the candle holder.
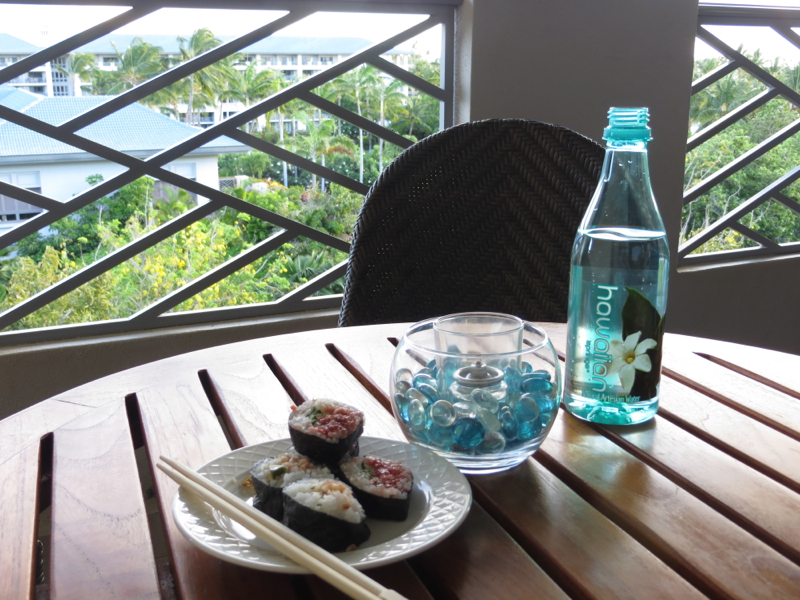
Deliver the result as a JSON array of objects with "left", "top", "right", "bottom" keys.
[{"left": 390, "top": 312, "right": 561, "bottom": 474}]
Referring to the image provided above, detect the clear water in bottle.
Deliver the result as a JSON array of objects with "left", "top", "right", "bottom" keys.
[{"left": 564, "top": 226, "right": 668, "bottom": 424}]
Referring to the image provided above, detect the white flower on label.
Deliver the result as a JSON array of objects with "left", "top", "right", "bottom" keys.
[{"left": 608, "top": 331, "right": 657, "bottom": 394}]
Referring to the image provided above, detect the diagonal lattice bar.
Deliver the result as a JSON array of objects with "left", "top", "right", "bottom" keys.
[
  {"left": 680, "top": 163, "right": 800, "bottom": 256},
  {"left": 367, "top": 55, "right": 447, "bottom": 101},
  {"left": 729, "top": 221, "right": 781, "bottom": 249},
  {"left": 0, "top": 6, "right": 158, "bottom": 84},
  {"left": 130, "top": 228, "right": 297, "bottom": 322},
  {"left": 0, "top": 182, "right": 62, "bottom": 212},
  {"left": 684, "top": 117, "right": 800, "bottom": 204},
  {"left": 772, "top": 191, "right": 800, "bottom": 215},
  {"left": 697, "top": 26, "right": 800, "bottom": 108},
  {"left": 691, "top": 58, "right": 740, "bottom": 95},
  {"left": 296, "top": 90, "right": 415, "bottom": 151},
  {"left": 268, "top": 261, "right": 348, "bottom": 313},
  {"left": 0, "top": 203, "right": 217, "bottom": 330},
  {"left": 226, "top": 129, "right": 371, "bottom": 195},
  {"left": 687, "top": 88, "right": 778, "bottom": 152}
]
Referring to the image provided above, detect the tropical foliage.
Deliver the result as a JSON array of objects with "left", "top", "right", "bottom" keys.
[
  {"left": 684, "top": 48, "right": 800, "bottom": 253},
  {"left": 0, "top": 31, "right": 443, "bottom": 331}
]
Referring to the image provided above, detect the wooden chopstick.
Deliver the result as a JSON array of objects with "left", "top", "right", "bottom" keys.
[{"left": 157, "top": 456, "right": 407, "bottom": 600}]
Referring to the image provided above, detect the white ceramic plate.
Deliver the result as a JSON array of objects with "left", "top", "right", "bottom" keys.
[{"left": 171, "top": 436, "right": 472, "bottom": 573}]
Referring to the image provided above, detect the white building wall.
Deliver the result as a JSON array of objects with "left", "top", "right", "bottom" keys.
[{"left": 0, "top": 155, "right": 218, "bottom": 203}]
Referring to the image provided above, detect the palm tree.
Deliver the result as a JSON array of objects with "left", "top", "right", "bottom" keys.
[
  {"left": 289, "top": 112, "right": 356, "bottom": 190},
  {"left": 393, "top": 92, "right": 439, "bottom": 139},
  {"left": 374, "top": 76, "right": 406, "bottom": 171},
  {"left": 177, "top": 28, "right": 229, "bottom": 126},
  {"left": 55, "top": 53, "right": 96, "bottom": 97},
  {"left": 220, "top": 63, "right": 280, "bottom": 133},
  {"left": 92, "top": 38, "right": 165, "bottom": 95},
  {"left": 337, "top": 66, "right": 380, "bottom": 183}
]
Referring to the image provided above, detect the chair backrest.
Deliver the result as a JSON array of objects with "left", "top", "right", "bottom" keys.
[{"left": 338, "top": 118, "right": 605, "bottom": 327}]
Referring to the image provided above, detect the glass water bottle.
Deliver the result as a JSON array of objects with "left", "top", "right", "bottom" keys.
[{"left": 563, "top": 107, "right": 669, "bottom": 425}]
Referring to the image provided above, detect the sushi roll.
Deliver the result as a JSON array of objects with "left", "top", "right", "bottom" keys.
[
  {"left": 250, "top": 451, "right": 333, "bottom": 520},
  {"left": 282, "top": 478, "right": 371, "bottom": 552},
  {"left": 288, "top": 399, "right": 364, "bottom": 465},
  {"left": 338, "top": 455, "right": 414, "bottom": 521}
]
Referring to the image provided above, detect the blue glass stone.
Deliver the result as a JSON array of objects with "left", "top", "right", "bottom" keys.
[
  {"left": 406, "top": 387, "right": 427, "bottom": 403},
  {"left": 498, "top": 407, "right": 519, "bottom": 440},
  {"left": 471, "top": 388, "right": 499, "bottom": 413},
  {"left": 539, "top": 410, "right": 555, "bottom": 427},
  {"left": 536, "top": 394, "right": 559, "bottom": 413},
  {"left": 521, "top": 362, "right": 533, "bottom": 374},
  {"left": 431, "top": 399, "right": 456, "bottom": 427},
  {"left": 521, "top": 377, "right": 553, "bottom": 395},
  {"left": 478, "top": 408, "right": 502, "bottom": 432},
  {"left": 479, "top": 431, "right": 506, "bottom": 454},
  {"left": 515, "top": 394, "right": 540, "bottom": 422},
  {"left": 453, "top": 401, "right": 478, "bottom": 420},
  {"left": 417, "top": 383, "right": 439, "bottom": 402},
  {"left": 452, "top": 418, "right": 485, "bottom": 449},
  {"left": 426, "top": 359, "right": 437, "bottom": 371},
  {"left": 426, "top": 421, "right": 453, "bottom": 448},
  {"left": 395, "top": 393, "right": 410, "bottom": 422},
  {"left": 532, "top": 369, "right": 552, "bottom": 381},
  {"left": 504, "top": 365, "right": 522, "bottom": 393},
  {"left": 413, "top": 373, "right": 436, "bottom": 388},
  {"left": 395, "top": 380, "right": 411, "bottom": 395},
  {"left": 396, "top": 368, "right": 413, "bottom": 383},
  {"left": 518, "top": 418, "right": 542, "bottom": 440},
  {"left": 408, "top": 399, "right": 428, "bottom": 429}
]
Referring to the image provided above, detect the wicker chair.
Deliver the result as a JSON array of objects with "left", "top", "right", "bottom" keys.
[{"left": 338, "top": 118, "right": 605, "bottom": 327}]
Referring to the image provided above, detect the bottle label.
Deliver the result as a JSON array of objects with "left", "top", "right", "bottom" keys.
[{"left": 576, "top": 280, "right": 665, "bottom": 403}]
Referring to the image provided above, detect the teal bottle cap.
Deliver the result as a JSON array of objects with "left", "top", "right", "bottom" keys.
[{"left": 603, "top": 107, "right": 652, "bottom": 142}]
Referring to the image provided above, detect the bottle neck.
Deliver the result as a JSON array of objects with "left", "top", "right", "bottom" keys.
[{"left": 601, "top": 140, "right": 652, "bottom": 192}]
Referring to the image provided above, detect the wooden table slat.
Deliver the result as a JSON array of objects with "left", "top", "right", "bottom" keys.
[
  {"left": 539, "top": 412, "right": 800, "bottom": 600},
  {"left": 307, "top": 561, "right": 437, "bottom": 600},
  {"left": 472, "top": 458, "right": 705, "bottom": 600},
  {"left": 204, "top": 358, "right": 296, "bottom": 448},
  {"left": 0, "top": 442, "right": 41, "bottom": 600},
  {"left": 669, "top": 334, "right": 800, "bottom": 398},
  {"left": 136, "top": 377, "right": 303, "bottom": 600},
  {"left": 268, "top": 342, "right": 406, "bottom": 441},
  {"left": 601, "top": 414, "right": 800, "bottom": 565},
  {"left": 50, "top": 399, "right": 160, "bottom": 600},
  {"left": 409, "top": 501, "right": 572, "bottom": 600},
  {"left": 661, "top": 343, "right": 800, "bottom": 440},
  {"left": 658, "top": 376, "right": 800, "bottom": 494}
]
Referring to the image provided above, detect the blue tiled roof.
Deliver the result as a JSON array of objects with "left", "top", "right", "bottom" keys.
[
  {"left": 0, "top": 85, "right": 243, "bottom": 158},
  {"left": 0, "top": 85, "right": 40, "bottom": 113},
  {"left": 0, "top": 33, "right": 41, "bottom": 54}
]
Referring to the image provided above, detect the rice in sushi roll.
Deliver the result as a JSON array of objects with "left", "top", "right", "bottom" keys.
[
  {"left": 338, "top": 455, "right": 414, "bottom": 521},
  {"left": 288, "top": 399, "right": 364, "bottom": 465},
  {"left": 250, "top": 451, "right": 332, "bottom": 520},
  {"left": 282, "top": 478, "right": 370, "bottom": 552}
]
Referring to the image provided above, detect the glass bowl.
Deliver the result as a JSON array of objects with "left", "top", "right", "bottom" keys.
[{"left": 390, "top": 313, "right": 561, "bottom": 474}]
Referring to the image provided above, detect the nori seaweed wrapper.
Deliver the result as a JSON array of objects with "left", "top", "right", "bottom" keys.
[
  {"left": 250, "top": 453, "right": 331, "bottom": 520},
  {"left": 338, "top": 457, "right": 413, "bottom": 521},
  {"left": 288, "top": 400, "right": 364, "bottom": 466},
  {"left": 339, "top": 474, "right": 412, "bottom": 522},
  {"left": 282, "top": 495, "right": 370, "bottom": 553}
]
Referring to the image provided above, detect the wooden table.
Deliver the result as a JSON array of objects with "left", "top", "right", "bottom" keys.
[{"left": 3, "top": 323, "right": 800, "bottom": 600}]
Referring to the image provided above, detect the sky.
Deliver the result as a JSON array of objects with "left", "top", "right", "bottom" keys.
[{"left": 0, "top": 4, "right": 442, "bottom": 59}]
